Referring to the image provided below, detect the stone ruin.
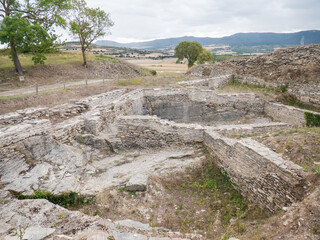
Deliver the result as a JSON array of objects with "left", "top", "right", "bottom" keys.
[
  {"left": 189, "top": 44, "right": 320, "bottom": 106},
  {"left": 0, "top": 85, "right": 318, "bottom": 239}
]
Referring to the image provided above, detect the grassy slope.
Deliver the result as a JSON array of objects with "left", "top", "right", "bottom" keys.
[
  {"left": 0, "top": 52, "right": 151, "bottom": 89},
  {"left": 0, "top": 52, "right": 96, "bottom": 69}
]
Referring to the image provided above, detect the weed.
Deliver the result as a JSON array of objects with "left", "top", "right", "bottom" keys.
[
  {"left": 16, "top": 225, "right": 28, "bottom": 240},
  {"left": 93, "top": 209, "right": 102, "bottom": 216},
  {"left": 59, "top": 213, "right": 65, "bottom": 220},
  {"left": 149, "top": 69, "right": 157, "bottom": 76},
  {"left": 279, "top": 94, "right": 320, "bottom": 113},
  {"left": 12, "top": 190, "right": 93, "bottom": 209},
  {"left": 305, "top": 112, "right": 320, "bottom": 127}
]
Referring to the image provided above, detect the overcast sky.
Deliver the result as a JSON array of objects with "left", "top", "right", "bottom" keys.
[{"left": 71, "top": 0, "right": 320, "bottom": 43}]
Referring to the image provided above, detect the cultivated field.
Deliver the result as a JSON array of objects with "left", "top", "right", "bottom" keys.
[{"left": 126, "top": 57, "right": 188, "bottom": 72}]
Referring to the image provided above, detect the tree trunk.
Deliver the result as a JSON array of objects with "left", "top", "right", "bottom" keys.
[
  {"left": 10, "top": 39, "right": 23, "bottom": 75},
  {"left": 81, "top": 48, "right": 87, "bottom": 68}
]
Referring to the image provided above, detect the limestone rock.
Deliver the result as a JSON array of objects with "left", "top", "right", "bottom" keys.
[
  {"left": 23, "top": 226, "right": 55, "bottom": 240},
  {"left": 125, "top": 174, "right": 149, "bottom": 192},
  {"left": 75, "top": 134, "right": 114, "bottom": 152},
  {"left": 115, "top": 219, "right": 152, "bottom": 231}
]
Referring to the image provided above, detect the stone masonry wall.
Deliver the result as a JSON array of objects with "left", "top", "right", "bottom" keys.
[
  {"left": 143, "top": 89, "right": 264, "bottom": 123},
  {"left": 265, "top": 102, "right": 309, "bottom": 127},
  {"left": 116, "top": 115, "right": 204, "bottom": 149},
  {"left": 204, "top": 130, "right": 312, "bottom": 212},
  {"left": 0, "top": 89, "right": 314, "bottom": 213},
  {"left": 115, "top": 114, "right": 312, "bottom": 212}
]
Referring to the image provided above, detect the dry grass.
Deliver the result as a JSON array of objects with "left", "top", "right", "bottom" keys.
[
  {"left": 253, "top": 127, "right": 320, "bottom": 174},
  {"left": 0, "top": 84, "right": 118, "bottom": 114},
  {"left": 126, "top": 58, "right": 188, "bottom": 72},
  {"left": 0, "top": 72, "right": 188, "bottom": 114}
]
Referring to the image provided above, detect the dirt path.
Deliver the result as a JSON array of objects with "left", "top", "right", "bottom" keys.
[{"left": 0, "top": 78, "right": 111, "bottom": 97}]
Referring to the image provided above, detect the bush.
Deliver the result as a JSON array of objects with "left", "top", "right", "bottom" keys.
[
  {"left": 149, "top": 69, "right": 157, "bottom": 76},
  {"left": 304, "top": 112, "right": 320, "bottom": 127}
]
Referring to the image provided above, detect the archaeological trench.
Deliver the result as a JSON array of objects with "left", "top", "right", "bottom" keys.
[{"left": 0, "top": 45, "right": 320, "bottom": 239}]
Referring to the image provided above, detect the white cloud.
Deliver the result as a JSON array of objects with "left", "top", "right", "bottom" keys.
[{"left": 71, "top": 0, "right": 320, "bottom": 42}]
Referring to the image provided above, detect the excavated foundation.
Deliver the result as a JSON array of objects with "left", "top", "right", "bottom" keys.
[{"left": 0, "top": 88, "right": 317, "bottom": 239}]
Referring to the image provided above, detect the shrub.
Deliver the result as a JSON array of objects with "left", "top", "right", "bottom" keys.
[
  {"left": 149, "top": 69, "right": 157, "bottom": 76},
  {"left": 304, "top": 112, "right": 320, "bottom": 127}
]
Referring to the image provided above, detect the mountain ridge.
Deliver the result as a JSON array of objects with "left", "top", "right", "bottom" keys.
[{"left": 95, "top": 30, "right": 320, "bottom": 50}]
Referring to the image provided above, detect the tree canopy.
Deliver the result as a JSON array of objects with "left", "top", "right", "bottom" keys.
[
  {"left": 197, "top": 48, "right": 214, "bottom": 64},
  {"left": 174, "top": 41, "right": 203, "bottom": 68},
  {"left": 0, "top": 0, "right": 71, "bottom": 74},
  {"left": 68, "top": 0, "right": 114, "bottom": 67}
]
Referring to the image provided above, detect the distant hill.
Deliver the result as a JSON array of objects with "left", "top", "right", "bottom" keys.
[{"left": 96, "top": 30, "right": 320, "bottom": 50}]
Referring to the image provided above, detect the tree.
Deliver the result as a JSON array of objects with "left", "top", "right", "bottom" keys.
[
  {"left": 68, "top": 0, "right": 114, "bottom": 67},
  {"left": 174, "top": 41, "right": 203, "bottom": 68},
  {"left": 197, "top": 49, "right": 214, "bottom": 64},
  {"left": 0, "top": 0, "right": 71, "bottom": 74}
]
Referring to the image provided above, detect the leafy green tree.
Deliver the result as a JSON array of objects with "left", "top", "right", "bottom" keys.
[
  {"left": 68, "top": 0, "right": 114, "bottom": 67},
  {"left": 174, "top": 41, "right": 203, "bottom": 68},
  {"left": 197, "top": 48, "right": 214, "bottom": 64},
  {"left": 0, "top": 0, "right": 71, "bottom": 74}
]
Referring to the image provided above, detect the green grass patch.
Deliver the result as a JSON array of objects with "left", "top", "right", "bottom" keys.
[
  {"left": 95, "top": 54, "right": 120, "bottom": 64},
  {"left": 0, "top": 96, "right": 22, "bottom": 101},
  {"left": 162, "top": 158, "right": 267, "bottom": 237},
  {"left": 223, "top": 79, "right": 288, "bottom": 94},
  {"left": 0, "top": 52, "right": 97, "bottom": 69},
  {"left": 11, "top": 190, "right": 94, "bottom": 209},
  {"left": 118, "top": 78, "right": 141, "bottom": 86},
  {"left": 305, "top": 112, "right": 320, "bottom": 127}
]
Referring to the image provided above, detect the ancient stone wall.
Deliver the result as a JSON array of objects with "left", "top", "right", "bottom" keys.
[
  {"left": 178, "top": 74, "right": 233, "bottom": 89},
  {"left": 117, "top": 115, "right": 204, "bottom": 149},
  {"left": 0, "top": 89, "right": 315, "bottom": 213},
  {"left": 189, "top": 45, "right": 320, "bottom": 107},
  {"left": 114, "top": 113, "right": 312, "bottom": 212},
  {"left": 264, "top": 102, "right": 313, "bottom": 127},
  {"left": 204, "top": 130, "right": 312, "bottom": 212},
  {"left": 143, "top": 90, "right": 264, "bottom": 123}
]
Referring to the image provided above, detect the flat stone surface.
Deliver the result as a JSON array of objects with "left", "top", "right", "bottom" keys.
[
  {"left": 112, "top": 232, "right": 148, "bottom": 240},
  {"left": 23, "top": 226, "right": 55, "bottom": 240},
  {"left": 115, "top": 219, "right": 152, "bottom": 231},
  {"left": 125, "top": 174, "right": 149, "bottom": 192}
]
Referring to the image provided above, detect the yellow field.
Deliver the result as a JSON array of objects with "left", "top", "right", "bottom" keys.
[{"left": 126, "top": 58, "right": 188, "bottom": 73}]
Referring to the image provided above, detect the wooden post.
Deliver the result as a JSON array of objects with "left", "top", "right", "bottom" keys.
[
  {"left": 85, "top": 78, "right": 88, "bottom": 87},
  {"left": 64, "top": 80, "right": 66, "bottom": 90},
  {"left": 35, "top": 82, "right": 38, "bottom": 94}
]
